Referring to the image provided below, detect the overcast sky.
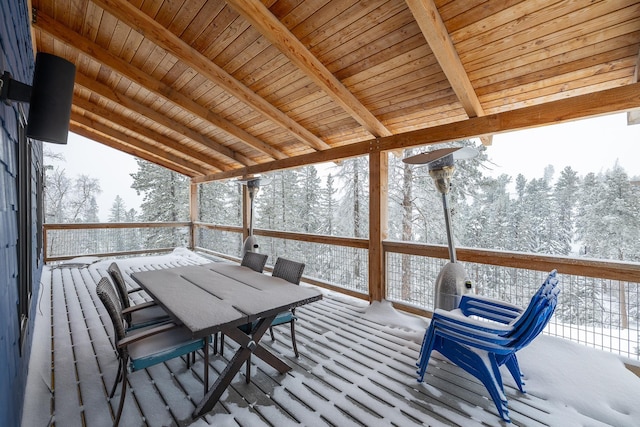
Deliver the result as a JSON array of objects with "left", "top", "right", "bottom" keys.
[
  {"left": 46, "top": 112, "right": 640, "bottom": 221},
  {"left": 487, "top": 113, "right": 640, "bottom": 180}
]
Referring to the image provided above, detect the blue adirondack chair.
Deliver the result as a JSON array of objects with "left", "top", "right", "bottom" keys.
[{"left": 416, "top": 270, "right": 560, "bottom": 422}]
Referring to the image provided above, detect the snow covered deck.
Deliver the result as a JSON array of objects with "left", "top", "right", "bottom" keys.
[{"left": 23, "top": 250, "right": 640, "bottom": 426}]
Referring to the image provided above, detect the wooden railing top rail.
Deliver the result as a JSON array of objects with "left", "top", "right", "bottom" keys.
[
  {"left": 255, "top": 229, "right": 369, "bottom": 249},
  {"left": 194, "top": 222, "right": 242, "bottom": 233},
  {"left": 46, "top": 248, "right": 175, "bottom": 263},
  {"left": 383, "top": 240, "right": 640, "bottom": 283},
  {"left": 44, "top": 222, "right": 640, "bottom": 283},
  {"left": 44, "top": 221, "right": 191, "bottom": 230},
  {"left": 194, "top": 222, "right": 369, "bottom": 249}
]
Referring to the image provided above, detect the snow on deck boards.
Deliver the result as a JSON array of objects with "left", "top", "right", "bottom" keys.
[{"left": 27, "top": 252, "right": 575, "bottom": 427}]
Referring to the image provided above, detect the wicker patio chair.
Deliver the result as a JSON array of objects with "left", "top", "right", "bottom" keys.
[{"left": 96, "top": 277, "right": 209, "bottom": 426}]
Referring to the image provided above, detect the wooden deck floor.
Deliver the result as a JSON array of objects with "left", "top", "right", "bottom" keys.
[{"left": 24, "top": 254, "right": 577, "bottom": 427}]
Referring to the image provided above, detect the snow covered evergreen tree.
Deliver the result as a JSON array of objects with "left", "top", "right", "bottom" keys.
[
  {"left": 109, "top": 195, "right": 128, "bottom": 222},
  {"left": 299, "top": 166, "right": 322, "bottom": 234},
  {"left": 125, "top": 208, "right": 137, "bottom": 222},
  {"left": 131, "top": 159, "right": 189, "bottom": 248},
  {"left": 333, "top": 156, "right": 369, "bottom": 291},
  {"left": 198, "top": 179, "right": 241, "bottom": 225},
  {"left": 553, "top": 166, "right": 580, "bottom": 255},
  {"left": 522, "top": 174, "right": 556, "bottom": 253},
  {"left": 108, "top": 195, "right": 130, "bottom": 252},
  {"left": 319, "top": 173, "right": 337, "bottom": 235},
  {"left": 196, "top": 179, "right": 242, "bottom": 254},
  {"left": 335, "top": 157, "right": 369, "bottom": 238},
  {"left": 462, "top": 174, "right": 513, "bottom": 250}
]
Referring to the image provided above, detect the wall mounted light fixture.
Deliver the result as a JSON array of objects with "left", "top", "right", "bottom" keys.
[{"left": 0, "top": 52, "right": 75, "bottom": 144}]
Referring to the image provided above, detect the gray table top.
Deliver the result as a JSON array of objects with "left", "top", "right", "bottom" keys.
[{"left": 131, "top": 262, "right": 322, "bottom": 338}]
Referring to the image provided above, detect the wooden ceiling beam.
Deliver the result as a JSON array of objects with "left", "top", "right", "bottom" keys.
[
  {"left": 405, "top": 0, "right": 492, "bottom": 145},
  {"left": 33, "top": 11, "right": 289, "bottom": 162},
  {"left": 90, "top": 0, "right": 331, "bottom": 151},
  {"left": 74, "top": 73, "right": 256, "bottom": 167},
  {"left": 405, "top": 0, "right": 483, "bottom": 118},
  {"left": 224, "top": 0, "right": 392, "bottom": 138},
  {"left": 193, "top": 81, "right": 640, "bottom": 183},
  {"left": 69, "top": 118, "right": 205, "bottom": 177},
  {"left": 627, "top": 49, "right": 640, "bottom": 125},
  {"left": 72, "top": 96, "right": 232, "bottom": 172}
]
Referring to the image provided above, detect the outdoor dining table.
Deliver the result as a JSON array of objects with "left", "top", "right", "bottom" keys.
[{"left": 131, "top": 261, "right": 323, "bottom": 419}]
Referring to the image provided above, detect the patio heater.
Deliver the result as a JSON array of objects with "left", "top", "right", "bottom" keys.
[
  {"left": 403, "top": 147, "right": 477, "bottom": 311},
  {"left": 238, "top": 176, "right": 270, "bottom": 256}
]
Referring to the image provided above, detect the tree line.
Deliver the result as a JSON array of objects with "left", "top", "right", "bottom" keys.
[{"left": 45, "top": 141, "right": 640, "bottom": 331}]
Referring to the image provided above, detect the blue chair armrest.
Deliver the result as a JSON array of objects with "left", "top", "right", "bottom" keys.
[
  {"left": 430, "top": 309, "right": 515, "bottom": 345},
  {"left": 458, "top": 294, "right": 523, "bottom": 323}
]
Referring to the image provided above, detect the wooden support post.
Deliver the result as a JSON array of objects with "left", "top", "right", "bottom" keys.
[
  {"left": 189, "top": 180, "right": 198, "bottom": 250},
  {"left": 242, "top": 184, "right": 251, "bottom": 243},
  {"left": 369, "top": 150, "right": 388, "bottom": 302}
]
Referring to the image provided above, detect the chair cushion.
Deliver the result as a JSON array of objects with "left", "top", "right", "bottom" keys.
[
  {"left": 272, "top": 311, "right": 295, "bottom": 326},
  {"left": 128, "top": 326, "right": 203, "bottom": 371},
  {"left": 130, "top": 305, "right": 171, "bottom": 329},
  {"left": 237, "top": 310, "right": 296, "bottom": 333}
]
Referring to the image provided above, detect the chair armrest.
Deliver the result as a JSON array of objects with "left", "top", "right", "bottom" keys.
[
  {"left": 431, "top": 309, "right": 514, "bottom": 342},
  {"left": 122, "top": 301, "right": 158, "bottom": 314},
  {"left": 430, "top": 309, "right": 518, "bottom": 350},
  {"left": 432, "top": 322, "right": 515, "bottom": 353},
  {"left": 118, "top": 322, "right": 179, "bottom": 347},
  {"left": 459, "top": 294, "right": 523, "bottom": 323}
]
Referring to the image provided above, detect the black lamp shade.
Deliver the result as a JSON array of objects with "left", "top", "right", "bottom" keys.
[{"left": 26, "top": 53, "right": 76, "bottom": 144}]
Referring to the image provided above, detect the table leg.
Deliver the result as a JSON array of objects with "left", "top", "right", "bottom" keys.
[
  {"left": 252, "top": 344, "right": 291, "bottom": 374},
  {"left": 193, "top": 316, "right": 279, "bottom": 418},
  {"left": 223, "top": 319, "right": 292, "bottom": 374}
]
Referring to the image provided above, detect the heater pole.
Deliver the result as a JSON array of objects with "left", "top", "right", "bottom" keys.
[
  {"left": 248, "top": 187, "right": 256, "bottom": 236},
  {"left": 441, "top": 193, "right": 457, "bottom": 263}
]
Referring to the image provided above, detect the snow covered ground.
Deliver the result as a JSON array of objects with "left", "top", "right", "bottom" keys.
[
  {"left": 363, "top": 298, "right": 640, "bottom": 427},
  {"left": 22, "top": 249, "right": 640, "bottom": 426}
]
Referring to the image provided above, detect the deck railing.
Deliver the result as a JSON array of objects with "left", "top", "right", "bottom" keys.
[
  {"left": 44, "top": 222, "right": 640, "bottom": 363},
  {"left": 194, "top": 222, "right": 370, "bottom": 299},
  {"left": 43, "top": 222, "right": 191, "bottom": 262},
  {"left": 384, "top": 241, "right": 640, "bottom": 361}
]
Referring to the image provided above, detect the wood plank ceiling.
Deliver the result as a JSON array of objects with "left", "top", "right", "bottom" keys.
[{"left": 30, "top": 0, "right": 640, "bottom": 181}]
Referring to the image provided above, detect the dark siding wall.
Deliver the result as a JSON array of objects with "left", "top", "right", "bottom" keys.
[{"left": 0, "top": 1, "right": 43, "bottom": 426}]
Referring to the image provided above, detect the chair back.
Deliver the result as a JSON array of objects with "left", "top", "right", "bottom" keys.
[
  {"left": 241, "top": 252, "right": 268, "bottom": 273},
  {"left": 509, "top": 287, "right": 559, "bottom": 352},
  {"left": 508, "top": 270, "right": 558, "bottom": 330},
  {"left": 96, "top": 277, "right": 127, "bottom": 348},
  {"left": 107, "top": 262, "right": 131, "bottom": 310},
  {"left": 272, "top": 257, "right": 305, "bottom": 285},
  {"left": 531, "top": 269, "right": 559, "bottom": 300},
  {"left": 507, "top": 273, "right": 560, "bottom": 348}
]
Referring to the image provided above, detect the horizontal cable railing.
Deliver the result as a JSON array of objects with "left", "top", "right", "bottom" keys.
[
  {"left": 43, "top": 222, "right": 190, "bottom": 262},
  {"left": 44, "top": 222, "right": 640, "bottom": 362}
]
